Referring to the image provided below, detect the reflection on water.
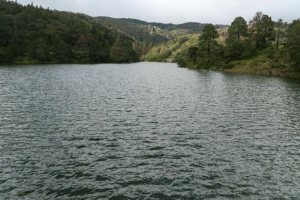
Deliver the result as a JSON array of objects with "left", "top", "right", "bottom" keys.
[{"left": 0, "top": 63, "right": 300, "bottom": 199}]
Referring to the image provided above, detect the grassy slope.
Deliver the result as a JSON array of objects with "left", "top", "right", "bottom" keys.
[
  {"left": 144, "top": 27, "right": 228, "bottom": 62},
  {"left": 144, "top": 34, "right": 200, "bottom": 62},
  {"left": 215, "top": 28, "right": 300, "bottom": 78},
  {"left": 222, "top": 54, "right": 300, "bottom": 78}
]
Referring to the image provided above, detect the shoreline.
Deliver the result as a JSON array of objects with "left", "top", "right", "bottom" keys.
[
  {"left": 221, "top": 63, "right": 300, "bottom": 78},
  {"left": 2, "top": 60, "right": 300, "bottom": 78}
]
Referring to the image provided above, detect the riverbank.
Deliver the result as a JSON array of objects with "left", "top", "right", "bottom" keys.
[
  {"left": 222, "top": 63, "right": 300, "bottom": 78},
  {"left": 1, "top": 56, "right": 138, "bottom": 65},
  {"left": 210, "top": 53, "right": 300, "bottom": 78},
  {"left": 4, "top": 57, "right": 300, "bottom": 78},
  {"left": 175, "top": 51, "right": 300, "bottom": 78}
]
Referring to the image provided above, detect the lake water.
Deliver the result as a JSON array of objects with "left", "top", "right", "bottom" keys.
[{"left": 0, "top": 62, "right": 300, "bottom": 199}]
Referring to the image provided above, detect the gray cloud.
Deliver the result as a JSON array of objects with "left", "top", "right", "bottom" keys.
[{"left": 17, "top": 0, "right": 300, "bottom": 24}]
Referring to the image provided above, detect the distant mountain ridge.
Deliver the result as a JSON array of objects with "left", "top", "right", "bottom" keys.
[{"left": 96, "top": 16, "right": 228, "bottom": 43}]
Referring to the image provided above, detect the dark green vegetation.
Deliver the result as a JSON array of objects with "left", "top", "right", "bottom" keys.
[
  {"left": 1, "top": 0, "right": 299, "bottom": 77},
  {"left": 0, "top": 0, "right": 229, "bottom": 65},
  {"left": 160, "top": 12, "right": 300, "bottom": 77},
  {"left": 287, "top": 19, "right": 300, "bottom": 66},
  {"left": 0, "top": 0, "right": 228, "bottom": 64},
  {"left": 0, "top": 0, "right": 138, "bottom": 64}
]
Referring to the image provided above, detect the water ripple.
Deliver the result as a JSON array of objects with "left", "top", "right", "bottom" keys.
[{"left": 0, "top": 63, "right": 300, "bottom": 199}]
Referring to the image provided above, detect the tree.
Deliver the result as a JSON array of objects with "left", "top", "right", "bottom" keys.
[
  {"left": 188, "top": 46, "right": 199, "bottom": 63},
  {"left": 249, "top": 11, "right": 263, "bottom": 35},
  {"left": 198, "top": 24, "right": 219, "bottom": 66},
  {"left": 275, "top": 19, "right": 287, "bottom": 49},
  {"left": 225, "top": 39, "right": 255, "bottom": 60},
  {"left": 228, "top": 17, "right": 248, "bottom": 40},
  {"left": 259, "top": 15, "right": 275, "bottom": 47},
  {"left": 225, "top": 17, "right": 253, "bottom": 60},
  {"left": 287, "top": 19, "right": 300, "bottom": 67},
  {"left": 249, "top": 12, "right": 275, "bottom": 49}
]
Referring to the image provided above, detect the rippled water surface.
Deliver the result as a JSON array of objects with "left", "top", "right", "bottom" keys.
[{"left": 1, "top": 63, "right": 300, "bottom": 199}]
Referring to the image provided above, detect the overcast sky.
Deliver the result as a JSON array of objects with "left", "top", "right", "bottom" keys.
[{"left": 17, "top": 0, "right": 299, "bottom": 24}]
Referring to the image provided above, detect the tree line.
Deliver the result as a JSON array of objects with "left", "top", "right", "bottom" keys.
[
  {"left": 0, "top": 0, "right": 139, "bottom": 64},
  {"left": 176, "top": 12, "right": 300, "bottom": 70}
]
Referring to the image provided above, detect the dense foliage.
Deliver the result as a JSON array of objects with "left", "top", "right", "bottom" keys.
[
  {"left": 0, "top": 0, "right": 138, "bottom": 64},
  {"left": 286, "top": 19, "right": 300, "bottom": 66},
  {"left": 1, "top": 0, "right": 298, "bottom": 74},
  {"left": 196, "top": 24, "right": 220, "bottom": 68},
  {"left": 175, "top": 12, "right": 300, "bottom": 72},
  {"left": 143, "top": 11, "right": 299, "bottom": 76}
]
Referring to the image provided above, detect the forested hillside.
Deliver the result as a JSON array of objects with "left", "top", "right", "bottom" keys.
[
  {"left": 169, "top": 12, "right": 300, "bottom": 77},
  {"left": 0, "top": 0, "right": 138, "bottom": 64}
]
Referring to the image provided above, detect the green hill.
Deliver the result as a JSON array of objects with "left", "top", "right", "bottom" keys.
[
  {"left": 0, "top": 1, "right": 138, "bottom": 64},
  {"left": 143, "top": 27, "right": 229, "bottom": 62},
  {"left": 144, "top": 34, "right": 200, "bottom": 62}
]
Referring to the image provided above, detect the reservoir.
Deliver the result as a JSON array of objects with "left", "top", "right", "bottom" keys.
[{"left": 0, "top": 62, "right": 300, "bottom": 199}]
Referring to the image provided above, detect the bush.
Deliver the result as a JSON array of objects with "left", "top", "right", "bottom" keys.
[
  {"left": 179, "top": 36, "right": 188, "bottom": 45},
  {"left": 163, "top": 48, "right": 172, "bottom": 57},
  {"left": 177, "top": 57, "right": 187, "bottom": 67},
  {"left": 145, "top": 52, "right": 164, "bottom": 62}
]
